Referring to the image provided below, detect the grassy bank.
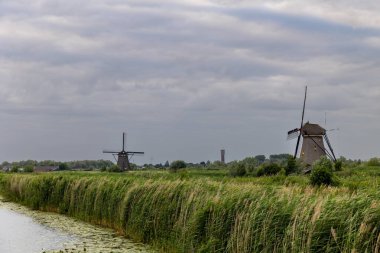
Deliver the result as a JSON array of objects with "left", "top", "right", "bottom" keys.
[{"left": 0, "top": 169, "right": 380, "bottom": 252}]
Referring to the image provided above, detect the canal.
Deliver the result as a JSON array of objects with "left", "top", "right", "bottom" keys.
[{"left": 0, "top": 197, "right": 153, "bottom": 253}]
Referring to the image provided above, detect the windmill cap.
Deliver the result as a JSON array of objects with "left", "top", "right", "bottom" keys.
[{"left": 302, "top": 122, "right": 326, "bottom": 135}]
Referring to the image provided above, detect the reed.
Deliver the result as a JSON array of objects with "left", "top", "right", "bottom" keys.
[{"left": 0, "top": 172, "right": 379, "bottom": 252}]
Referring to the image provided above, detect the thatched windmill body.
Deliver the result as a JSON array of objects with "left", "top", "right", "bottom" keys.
[
  {"left": 287, "top": 86, "right": 336, "bottom": 167},
  {"left": 103, "top": 132, "right": 144, "bottom": 171}
]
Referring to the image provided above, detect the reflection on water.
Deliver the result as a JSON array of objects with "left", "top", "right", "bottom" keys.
[
  {"left": 0, "top": 208, "right": 74, "bottom": 253},
  {"left": 0, "top": 198, "right": 153, "bottom": 253}
]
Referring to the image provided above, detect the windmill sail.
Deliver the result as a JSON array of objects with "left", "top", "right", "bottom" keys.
[
  {"left": 127, "top": 151, "right": 144, "bottom": 155},
  {"left": 287, "top": 128, "right": 300, "bottom": 140},
  {"left": 103, "top": 150, "right": 119, "bottom": 153},
  {"left": 294, "top": 86, "right": 307, "bottom": 158},
  {"left": 324, "top": 134, "right": 337, "bottom": 161}
]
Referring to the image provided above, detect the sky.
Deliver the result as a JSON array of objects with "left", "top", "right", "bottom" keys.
[{"left": 1, "top": 0, "right": 380, "bottom": 164}]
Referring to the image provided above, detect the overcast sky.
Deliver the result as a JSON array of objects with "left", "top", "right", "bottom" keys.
[{"left": 1, "top": 0, "right": 380, "bottom": 164}]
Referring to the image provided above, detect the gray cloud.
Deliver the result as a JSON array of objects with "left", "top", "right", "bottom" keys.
[{"left": 0, "top": 0, "right": 379, "bottom": 163}]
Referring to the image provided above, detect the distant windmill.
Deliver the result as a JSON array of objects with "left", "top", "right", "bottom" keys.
[
  {"left": 103, "top": 132, "right": 144, "bottom": 171},
  {"left": 287, "top": 86, "right": 337, "bottom": 168}
]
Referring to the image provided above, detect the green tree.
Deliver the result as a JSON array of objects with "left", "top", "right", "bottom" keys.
[
  {"left": 254, "top": 155, "right": 266, "bottom": 165},
  {"left": 286, "top": 156, "right": 297, "bottom": 175},
  {"left": 59, "top": 163, "right": 68, "bottom": 171},
  {"left": 24, "top": 165, "right": 34, "bottom": 173},
  {"left": 169, "top": 160, "right": 186, "bottom": 173},
  {"left": 1, "top": 161, "right": 10, "bottom": 167},
  {"left": 270, "top": 154, "right": 291, "bottom": 163},
  {"left": 241, "top": 157, "right": 258, "bottom": 173},
  {"left": 155, "top": 163, "right": 163, "bottom": 169},
  {"left": 334, "top": 159, "right": 343, "bottom": 171},
  {"left": 229, "top": 162, "right": 246, "bottom": 177},
  {"left": 367, "top": 158, "right": 380, "bottom": 166}
]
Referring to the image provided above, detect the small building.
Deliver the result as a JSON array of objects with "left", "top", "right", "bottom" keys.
[
  {"left": 1, "top": 166, "right": 11, "bottom": 172},
  {"left": 34, "top": 166, "right": 59, "bottom": 173}
]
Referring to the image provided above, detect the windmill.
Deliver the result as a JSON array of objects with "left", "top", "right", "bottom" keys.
[
  {"left": 103, "top": 132, "right": 144, "bottom": 171},
  {"left": 287, "top": 86, "right": 337, "bottom": 168}
]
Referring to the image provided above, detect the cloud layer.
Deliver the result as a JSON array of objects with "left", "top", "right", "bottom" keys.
[{"left": 1, "top": 0, "right": 379, "bottom": 163}]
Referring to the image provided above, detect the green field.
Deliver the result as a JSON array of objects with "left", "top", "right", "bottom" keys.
[{"left": 1, "top": 165, "right": 380, "bottom": 252}]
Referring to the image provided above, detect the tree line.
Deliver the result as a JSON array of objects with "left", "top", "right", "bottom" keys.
[{"left": 0, "top": 160, "right": 114, "bottom": 171}]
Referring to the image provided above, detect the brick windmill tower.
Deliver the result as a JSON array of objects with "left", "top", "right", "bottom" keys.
[
  {"left": 103, "top": 132, "right": 144, "bottom": 171},
  {"left": 287, "top": 86, "right": 336, "bottom": 168}
]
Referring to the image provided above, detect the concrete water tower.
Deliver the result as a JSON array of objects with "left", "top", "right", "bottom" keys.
[{"left": 221, "top": 149, "right": 225, "bottom": 164}]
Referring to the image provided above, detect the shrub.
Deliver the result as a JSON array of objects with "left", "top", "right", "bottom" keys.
[
  {"left": 229, "top": 162, "right": 246, "bottom": 177},
  {"left": 286, "top": 156, "right": 298, "bottom": 175},
  {"left": 24, "top": 166, "right": 34, "bottom": 173},
  {"left": 108, "top": 165, "right": 122, "bottom": 172},
  {"left": 367, "top": 158, "right": 380, "bottom": 167},
  {"left": 310, "top": 167, "right": 333, "bottom": 186},
  {"left": 278, "top": 168, "right": 287, "bottom": 177},
  {"left": 316, "top": 156, "right": 333, "bottom": 171},
  {"left": 241, "top": 157, "right": 258, "bottom": 174},
  {"left": 58, "top": 163, "right": 68, "bottom": 171},
  {"left": 129, "top": 163, "right": 138, "bottom": 170},
  {"left": 207, "top": 161, "right": 226, "bottom": 170},
  {"left": 212, "top": 161, "right": 225, "bottom": 167},
  {"left": 245, "top": 163, "right": 256, "bottom": 174},
  {"left": 334, "top": 159, "right": 343, "bottom": 171},
  {"left": 169, "top": 160, "right": 186, "bottom": 173},
  {"left": 310, "top": 157, "right": 334, "bottom": 186},
  {"left": 256, "top": 167, "right": 263, "bottom": 177},
  {"left": 10, "top": 167, "right": 19, "bottom": 173},
  {"left": 257, "top": 163, "right": 281, "bottom": 177}
]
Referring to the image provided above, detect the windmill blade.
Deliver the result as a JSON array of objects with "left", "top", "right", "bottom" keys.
[
  {"left": 103, "top": 150, "right": 119, "bottom": 154},
  {"left": 122, "top": 132, "right": 126, "bottom": 152},
  {"left": 324, "top": 134, "right": 337, "bottom": 161},
  {"left": 300, "top": 86, "right": 307, "bottom": 129},
  {"left": 294, "top": 134, "right": 301, "bottom": 158},
  {"left": 294, "top": 86, "right": 308, "bottom": 158},
  {"left": 287, "top": 128, "right": 300, "bottom": 140},
  {"left": 127, "top": 151, "right": 144, "bottom": 155}
]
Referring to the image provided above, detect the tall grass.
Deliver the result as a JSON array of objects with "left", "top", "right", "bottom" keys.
[{"left": 0, "top": 172, "right": 380, "bottom": 252}]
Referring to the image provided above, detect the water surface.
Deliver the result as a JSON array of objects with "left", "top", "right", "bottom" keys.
[
  {"left": 0, "top": 198, "right": 153, "bottom": 253},
  {"left": 0, "top": 208, "right": 75, "bottom": 252}
]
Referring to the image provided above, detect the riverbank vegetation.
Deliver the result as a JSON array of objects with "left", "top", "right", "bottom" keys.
[{"left": 0, "top": 157, "right": 380, "bottom": 252}]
